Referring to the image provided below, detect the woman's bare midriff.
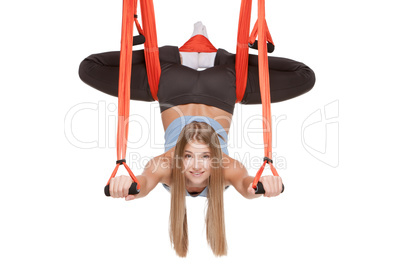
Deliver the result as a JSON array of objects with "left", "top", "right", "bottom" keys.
[{"left": 160, "top": 103, "right": 232, "bottom": 134}]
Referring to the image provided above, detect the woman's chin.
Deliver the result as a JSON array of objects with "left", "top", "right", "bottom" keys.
[{"left": 185, "top": 172, "right": 209, "bottom": 185}]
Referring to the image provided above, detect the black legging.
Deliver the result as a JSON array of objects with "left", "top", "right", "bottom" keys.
[{"left": 79, "top": 46, "right": 315, "bottom": 114}]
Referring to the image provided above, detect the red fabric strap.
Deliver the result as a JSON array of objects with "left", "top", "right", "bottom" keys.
[
  {"left": 108, "top": 0, "right": 162, "bottom": 188},
  {"left": 179, "top": 35, "right": 218, "bottom": 53},
  {"left": 235, "top": 0, "right": 280, "bottom": 188},
  {"left": 139, "top": 0, "right": 160, "bottom": 101},
  {"left": 235, "top": 0, "right": 253, "bottom": 103},
  {"left": 108, "top": 0, "right": 160, "bottom": 187},
  {"left": 133, "top": 0, "right": 144, "bottom": 35},
  {"left": 106, "top": 0, "right": 139, "bottom": 187},
  {"left": 251, "top": 0, "right": 280, "bottom": 189}
]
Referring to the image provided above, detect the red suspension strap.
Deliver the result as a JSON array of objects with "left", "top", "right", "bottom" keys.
[
  {"left": 133, "top": 0, "right": 144, "bottom": 36},
  {"left": 139, "top": 0, "right": 160, "bottom": 101},
  {"left": 106, "top": 0, "right": 139, "bottom": 188},
  {"left": 106, "top": 0, "right": 160, "bottom": 189},
  {"left": 235, "top": 0, "right": 253, "bottom": 103},
  {"left": 236, "top": 0, "right": 279, "bottom": 189},
  {"left": 252, "top": 0, "right": 279, "bottom": 189}
]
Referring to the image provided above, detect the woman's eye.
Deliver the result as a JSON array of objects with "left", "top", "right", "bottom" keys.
[
  {"left": 203, "top": 155, "right": 210, "bottom": 159},
  {"left": 184, "top": 154, "right": 192, "bottom": 158}
]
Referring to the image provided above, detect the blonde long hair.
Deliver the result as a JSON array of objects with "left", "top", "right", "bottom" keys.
[{"left": 169, "top": 121, "right": 227, "bottom": 257}]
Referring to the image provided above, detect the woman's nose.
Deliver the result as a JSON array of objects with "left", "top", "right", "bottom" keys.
[
  {"left": 192, "top": 158, "right": 203, "bottom": 169},
  {"left": 193, "top": 159, "right": 199, "bottom": 169}
]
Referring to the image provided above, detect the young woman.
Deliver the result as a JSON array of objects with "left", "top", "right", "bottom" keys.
[
  {"left": 79, "top": 22, "right": 313, "bottom": 256},
  {"left": 108, "top": 119, "right": 283, "bottom": 257}
]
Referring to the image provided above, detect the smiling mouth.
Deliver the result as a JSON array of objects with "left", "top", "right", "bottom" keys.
[{"left": 190, "top": 171, "right": 205, "bottom": 176}]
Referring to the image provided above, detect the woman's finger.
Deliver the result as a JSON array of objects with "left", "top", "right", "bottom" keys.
[
  {"left": 269, "top": 177, "right": 275, "bottom": 197},
  {"left": 123, "top": 179, "right": 132, "bottom": 197},
  {"left": 114, "top": 176, "right": 123, "bottom": 198},
  {"left": 248, "top": 183, "right": 256, "bottom": 195},
  {"left": 125, "top": 195, "right": 136, "bottom": 201},
  {"left": 261, "top": 177, "right": 271, "bottom": 197},
  {"left": 109, "top": 177, "right": 116, "bottom": 198},
  {"left": 117, "top": 177, "right": 126, "bottom": 198},
  {"left": 272, "top": 176, "right": 279, "bottom": 196}
]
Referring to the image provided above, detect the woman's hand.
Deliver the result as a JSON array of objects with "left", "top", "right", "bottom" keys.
[
  {"left": 109, "top": 175, "right": 137, "bottom": 201},
  {"left": 247, "top": 175, "right": 283, "bottom": 197}
]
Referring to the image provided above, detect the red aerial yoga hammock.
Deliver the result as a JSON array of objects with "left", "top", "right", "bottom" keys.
[
  {"left": 235, "top": 0, "right": 279, "bottom": 192},
  {"left": 105, "top": 0, "right": 161, "bottom": 194},
  {"left": 179, "top": 34, "right": 218, "bottom": 53},
  {"left": 105, "top": 0, "right": 281, "bottom": 195}
]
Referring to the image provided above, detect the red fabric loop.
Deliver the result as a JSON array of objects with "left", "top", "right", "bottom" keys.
[
  {"left": 236, "top": 0, "right": 280, "bottom": 186},
  {"left": 106, "top": 163, "right": 140, "bottom": 189},
  {"left": 179, "top": 35, "right": 218, "bottom": 53},
  {"left": 109, "top": 0, "right": 161, "bottom": 187}
]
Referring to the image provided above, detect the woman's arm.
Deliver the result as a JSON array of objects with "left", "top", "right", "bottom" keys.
[
  {"left": 109, "top": 154, "right": 171, "bottom": 200},
  {"left": 225, "top": 158, "right": 283, "bottom": 199}
]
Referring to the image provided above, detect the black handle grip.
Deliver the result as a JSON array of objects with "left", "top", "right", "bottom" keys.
[
  {"left": 255, "top": 181, "right": 284, "bottom": 194},
  {"left": 104, "top": 182, "right": 140, "bottom": 196},
  {"left": 248, "top": 40, "right": 275, "bottom": 53},
  {"left": 133, "top": 34, "right": 146, "bottom": 46}
]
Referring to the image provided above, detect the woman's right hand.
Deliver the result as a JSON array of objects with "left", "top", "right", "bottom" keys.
[{"left": 109, "top": 175, "right": 137, "bottom": 201}]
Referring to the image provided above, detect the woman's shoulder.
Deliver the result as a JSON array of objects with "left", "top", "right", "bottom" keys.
[
  {"left": 143, "top": 152, "right": 173, "bottom": 185},
  {"left": 222, "top": 155, "right": 248, "bottom": 186}
]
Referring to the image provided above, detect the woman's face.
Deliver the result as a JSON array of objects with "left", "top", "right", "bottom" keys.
[{"left": 183, "top": 140, "right": 212, "bottom": 187}]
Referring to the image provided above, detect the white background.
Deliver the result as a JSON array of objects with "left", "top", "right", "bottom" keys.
[{"left": 1, "top": 0, "right": 401, "bottom": 267}]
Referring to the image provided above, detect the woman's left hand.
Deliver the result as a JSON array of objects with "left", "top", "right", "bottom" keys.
[{"left": 247, "top": 175, "right": 283, "bottom": 197}]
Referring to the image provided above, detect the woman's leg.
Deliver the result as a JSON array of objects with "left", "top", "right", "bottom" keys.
[
  {"left": 79, "top": 49, "right": 154, "bottom": 101},
  {"left": 79, "top": 46, "right": 181, "bottom": 101},
  {"left": 214, "top": 49, "right": 315, "bottom": 104},
  {"left": 243, "top": 55, "right": 316, "bottom": 104}
]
